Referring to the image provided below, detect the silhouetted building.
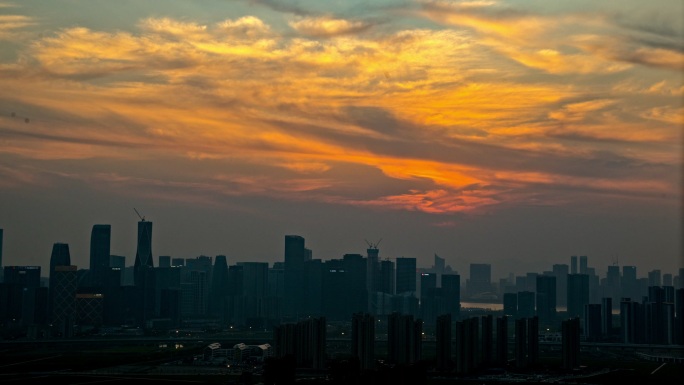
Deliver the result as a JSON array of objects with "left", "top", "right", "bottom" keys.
[
  {"left": 351, "top": 313, "right": 375, "bottom": 370},
  {"left": 570, "top": 256, "right": 578, "bottom": 275},
  {"left": 601, "top": 297, "right": 613, "bottom": 337},
  {"left": 387, "top": 312, "right": 422, "bottom": 365},
  {"left": 579, "top": 256, "right": 588, "bottom": 275},
  {"left": 455, "top": 317, "right": 478, "bottom": 375},
  {"left": 274, "top": 317, "right": 326, "bottom": 370},
  {"left": 283, "top": 235, "right": 311, "bottom": 319},
  {"left": 436, "top": 313, "right": 452, "bottom": 372},
  {"left": 517, "top": 291, "right": 535, "bottom": 319},
  {"left": 89, "top": 224, "right": 111, "bottom": 287},
  {"left": 51, "top": 265, "right": 77, "bottom": 337},
  {"left": 552, "top": 264, "right": 569, "bottom": 307},
  {"left": 514, "top": 317, "right": 538, "bottom": 369},
  {"left": 536, "top": 275, "right": 556, "bottom": 329},
  {"left": 378, "top": 259, "right": 395, "bottom": 295},
  {"left": 209, "top": 255, "right": 229, "bottom": 321},
  {"left": 562, "top": 317, "right": 581, "bottom": 370},
  {"left": 620, "top": 297, "right": 644, "bottom": 343},
  {"left": 503, "top": 292, "right": 517, "bottom": 318},
  {"left": 481, "top": 314, "right": 494, "bottom": 366},
  {"left": 621, "top": 266, "right": 638, "bottom": 301},
  {"left": 584, "top": 304, "right": 602, "bottom": 341},
  {"left": 467, "top": 263, "right": 492, "bottom": 299},
  {"left": 48, "top": 243, "right": 71, "bottom": 319},
  {"left": 158, "top": 255, "right": 171, "bottom": 268},
  {"left": 567, "top": 274, "right": 589, "bottom": 321},
  {"left": 496, "top": 316, "right": 509, "bottom": 366},
  {"left": 441, "top": 273, "right": 461, "bottom": 320},
  {"left": 0, "top": 228, "right": 3, "bottom": 282},
  {"left": 396, "top": 257, "right": 416, "bottom": 295},
  {"left": 133, "top": 219, "right": 154, "bottom": 284}
]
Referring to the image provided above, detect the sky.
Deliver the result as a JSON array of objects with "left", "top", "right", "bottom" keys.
[{"left": 0, "top": 0, "right": 682, "bottom": 280}]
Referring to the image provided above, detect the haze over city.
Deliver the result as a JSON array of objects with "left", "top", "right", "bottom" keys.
[{"left": 0, "top": 0, "right": 682, "bottom": 277}]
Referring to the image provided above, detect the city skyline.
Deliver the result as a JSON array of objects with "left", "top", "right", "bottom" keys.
[
  {"left": 0, "top": 221, "right": 680, "bottom": 281},
  {"left": 0, "top": 1, "right": 682, "bottom": 276}
]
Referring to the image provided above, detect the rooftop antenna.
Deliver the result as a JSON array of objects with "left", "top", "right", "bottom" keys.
[{"left": 133, "top": 208, "right": 145, "bottom": 221}]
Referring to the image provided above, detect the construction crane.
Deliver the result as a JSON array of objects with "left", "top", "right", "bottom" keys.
[
  {"left": 365, "top": 238, "right": 382, "bottom": 249},
  {"left": 133, "top": 208, "right": 145, "bottom": 221}
]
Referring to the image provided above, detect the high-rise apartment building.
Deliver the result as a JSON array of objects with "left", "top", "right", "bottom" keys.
[
  {"left": 351, "top": 312, "right": 376, "bottom": 370},
  {"left": 536, "top": 275, "right": 556, "bottom": 328}
]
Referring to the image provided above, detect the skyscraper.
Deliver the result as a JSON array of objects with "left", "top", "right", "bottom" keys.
[
  {"left": 567, "top": 274, "right": 590, "bottom": 321},
  {"left": 536, "top": 275, "right": 557, "bottom": 328},
  {"left": 284, "top": 235, "right": 310, "bottom": 318},
  {"left": 89, "top": 224, "right": 111, "bottom": 286},
  {"left": 467, "top": 263, "right": 492, "bottom": 299},
  {"left": 396, "top": 257, "right": 416, "bottom": 295},
  {"left": 134, "top": 219, "right": 153, "bottom": 279},
  {"left": 0, "top": 228, "right": 3, "bottom": 282},
  {"left": 133, "top": 218, "right": 154, "bottom": 326}
]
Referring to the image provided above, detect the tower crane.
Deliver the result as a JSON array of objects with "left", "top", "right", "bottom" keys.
[{"left": 134, "top": 208, "right": 145, "bottom": 221}]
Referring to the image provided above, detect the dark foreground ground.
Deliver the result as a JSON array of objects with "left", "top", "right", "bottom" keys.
[{"left": 1, "top": 340, "right": 682, "bottom": 385}]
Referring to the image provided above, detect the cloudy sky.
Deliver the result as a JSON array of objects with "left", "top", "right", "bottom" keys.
[{"left": 0, "top": 0, "right": 682, "bottom": 279}]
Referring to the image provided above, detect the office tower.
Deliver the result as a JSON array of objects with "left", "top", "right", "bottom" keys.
[
  {"left": 503, "top": 292, "right": 517, "bottom": 318},
  {"left": 303, "top": 259, "right": 323, "bottom": 317},
  {"left": 434, "top": 254, "right": 446, "bottom": 273},
  {"left": 4, "top": 266, "right": 41, "bottom": 287},
  {"left": 89, "top": 224, "right": 111, "bottom": 286},
  {"left": 387, "top": 312, "right": 422, "bottom": 365},
  {"left": 517, "top": 291, "right": 535, "bottom": 319},
  {"left": 0, "top": 228, "right": 3, "bottom": 282},
  {"left": 561, "top": 317, "right": 581, "bottom": 370},
  {"left": 648, "top": 270, "right": 662, "bottom": 287},
  {"left": 663, "top": 274, "right": 673, "bottom": 287},
  {"left": 322, "top": 259, "right": 346, "bottom": 321},
  {"left": 378, "top": 259, "right": 395, "bottom": 295},
  {"left": 159, "top": 288, "right": 181, "bottom": 326},
  {"left": 441, "top": 274, "right": 461, "bottom": 320},
  {"left": 396, "top": 257, "right": 416, "bottom": 294},
  {"left": 133, "top": 218, "right": 153, "bottom": 287},
  {"left": 239, "top": 261, "right": 270, "bottom": 324},
  {"left": 622, "top": 266, "right": 638, "bottom": 301},
  {"left": 605, "top": 266, "right": 620, "bottom": 310},
  {"left": 351, "top": 313, "right": 375, "bottom": 370},
  {"left": 133, "top": 220, "right": 156, "bottom": 326},
  {"left": 284, "top": 235, "right": 311, "bottom": 318},
  {"left": 158, "top": 255, "right": 171, "bottom": 268},
  {"left": 2, "top": 266, "right": 41, "bottom": 327},
  {"left": 467, "top": 263, "right": 492, "bottom": 299},
  {"left": 455, "top": 317, "right": 478, "bottom": 375},
  {"left": 421, "top": 272, "right": 437, "bottom": 298},
  {"left": 496, "top": 316, "right": 509, "bottom": 366},
  {"left": 50, "top": 243, "right": 71, "bottom": 275},
  {"left": 584, "top": 304, "right": 602, "bottom": 341},
  {"left": 552, "top": 264, "right": 569, "bottom": 307},
  {"left": 51, "top": 265, "right": 77, "bottom": 337},
  {"left": 209, "top": 255, "right": 229, "bottom": 320},
  {"left": 420, "top": 272, "right": 439, "bottom": 323},
  {"left": 536, "top": 275, "right": 557, "bottom": 329},
  {"left": 75, "top": 293, "right": 103, "bottom": 327},
  {"left": 570, "top": 256, "right": 578, "bottom": 275},
  {"left": 49, "top": 243, "right": 71, "bottom": 320},
  {"left": 579, "top": 256, "right": 588, "bottom": 274},
  {"left": 601, "top": 297, "right": 613, "bottom": 337},
  {"left": 366, "top": 242, "right": 380, "bottom": 293},
  {"left": 171, "top": 257, "right": 185, "bottom": 267},
  {"left": 567, "top": 274, "right": 589, "bottom": 321},
  {"left": 436, "top": 313, "right": 452, "bottom": 372},
  {"left": 344, "top": 254, "right": 368, "bottom": 315}
]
